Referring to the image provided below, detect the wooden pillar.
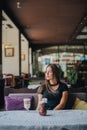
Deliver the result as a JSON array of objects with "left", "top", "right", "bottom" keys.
[
  {"left": 0, "top": 0, "right": 2, "bottom": 74},
  {"left": 19, "top": 31, "right": 21, "bottom": 76}
]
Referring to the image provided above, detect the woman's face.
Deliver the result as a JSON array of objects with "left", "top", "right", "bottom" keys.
[{"left": 45, "top": 66, "right": 54, "bottom": 80}]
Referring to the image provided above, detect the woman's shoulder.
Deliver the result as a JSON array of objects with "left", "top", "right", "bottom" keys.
[
  {"left": 39, "top": 83, "right": 46, "bottom": 88},
  {"left": 59, "top": 81, "right": 69, "bottom": 91},
  {"left": 60, "top": 81, "right": 67, "bottom": 86},
  {"left": 37, "top": 83, "right": 46, "bottom": 93}
]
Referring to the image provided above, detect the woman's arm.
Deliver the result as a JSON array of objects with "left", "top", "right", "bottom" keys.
[
  {"left": 53, "top": 91, "right": 68, "bottom": 110},
  {"left": 36, "top": 94, "right": 43, "bottom": 110}
]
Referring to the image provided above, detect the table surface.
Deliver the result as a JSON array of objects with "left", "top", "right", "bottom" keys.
[
  {"left": 27, "top": 84, "right": 40, "bottom": 89},
  {"left": 0, "top": 110, "right": 87, "bottom": 130}
]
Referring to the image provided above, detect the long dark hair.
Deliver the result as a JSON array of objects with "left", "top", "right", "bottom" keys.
[
  {"left": 45, "top": 64, "right": 60, "bottom": 91},
  {"left": 37, "top": 64, "right": 60, "bottom": 93}
]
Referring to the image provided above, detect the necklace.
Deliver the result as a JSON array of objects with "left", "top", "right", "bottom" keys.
[
  {"left": 50, "top": 84, "right": 59, "bottom": 93},
  {"left": 49, "top": 82, "right": 58, "bottom": 86}
]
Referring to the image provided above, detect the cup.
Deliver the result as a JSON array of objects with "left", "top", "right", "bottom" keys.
[
  {"left": 39, "top": 98, "right": 47, "bottom": 116},
  {"left": 39, "top": 103, "right": 47, "bottom": 116},
  {"left": 23, "top": 98, "right": 31, "bottom": 111}
]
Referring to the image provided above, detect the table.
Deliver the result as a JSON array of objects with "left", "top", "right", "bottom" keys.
[
  {"left": 27, "top": 84, "right": 40, "bottom": 89},
  {"left": 0, "top": 110, "right": 87, "bottom": 130}
]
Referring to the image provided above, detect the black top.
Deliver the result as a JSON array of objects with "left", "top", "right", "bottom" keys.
[{"left": 38, "top": 82, "right": 68, "bottom": 110}]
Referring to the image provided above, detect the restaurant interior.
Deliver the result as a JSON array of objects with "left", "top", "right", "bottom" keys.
[{"left": 0, "top": 0, "right": 87, "bottom": 112}]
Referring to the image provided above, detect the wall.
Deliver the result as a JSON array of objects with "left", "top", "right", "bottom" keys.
[
  {"left": 2, "top": 11, "right": 19, "bottom": 75},
  {"left": 21, "top": 34, "right": 29, "bottom": 73},
  {"left": 2, "top": 11, "right": 32, "bottom": 76}
]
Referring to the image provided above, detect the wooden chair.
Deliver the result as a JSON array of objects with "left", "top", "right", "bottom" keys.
[{"left": 3, "top": 74, "right": 14, "bottom": 87}]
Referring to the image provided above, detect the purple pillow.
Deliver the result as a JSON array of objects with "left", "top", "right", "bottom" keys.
[{"left": 5, "top": 95, "right": 33, "bottom": 111}]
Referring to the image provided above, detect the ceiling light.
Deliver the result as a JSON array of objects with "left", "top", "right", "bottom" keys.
[
  {"left": 81, "top": 26, "right": 87, "bottom": 32},
  {"left": 17, "top": 1, "right": 21, "bottom": 8},
  {"left": 76, "top": 35, "right": 87, "bottom": 39}
]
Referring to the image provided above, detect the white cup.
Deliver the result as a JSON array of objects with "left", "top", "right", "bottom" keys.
[{"left": 23, "top": 98, "right": 31, "bottom": 110}]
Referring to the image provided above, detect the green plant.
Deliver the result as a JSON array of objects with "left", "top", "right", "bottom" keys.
[
  {"left": 67, "top": 69, "right": 78, "bottom": 85},
  {"left": 36, "top": 71, "right": 45, "bottom": 78}
]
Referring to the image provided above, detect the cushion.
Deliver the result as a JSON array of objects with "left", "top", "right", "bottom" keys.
[
  {"left": 72, "top": 97, "right": 87, "bottom": 110},
  {"left": 5, "top": 95, "right": 33, "bottom": 111},
  {"left": 9, "top": 93, "right": 38, "bottom": 110}
]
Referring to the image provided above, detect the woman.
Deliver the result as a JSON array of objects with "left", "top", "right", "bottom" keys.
[{"left": 36, "top": 64, "right": 68, "bottom": 110}]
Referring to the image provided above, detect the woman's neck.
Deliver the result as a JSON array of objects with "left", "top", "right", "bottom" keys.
[{"left": 49, "top": 80, "right": 58, "bottom": 86}]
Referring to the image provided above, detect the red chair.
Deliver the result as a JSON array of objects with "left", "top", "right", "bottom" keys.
[{"left": 4, "top": 74, "right": 14, "bottom": 87}]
